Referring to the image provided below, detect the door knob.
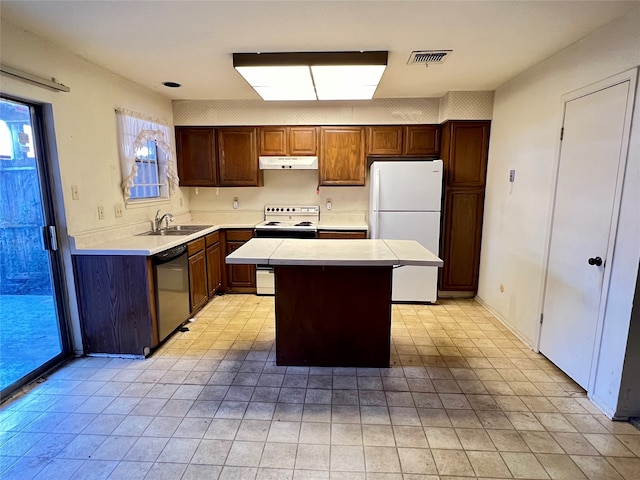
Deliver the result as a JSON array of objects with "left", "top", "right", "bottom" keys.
[{"left": 588, "top": 256, "right": 603, "bottom": 266}]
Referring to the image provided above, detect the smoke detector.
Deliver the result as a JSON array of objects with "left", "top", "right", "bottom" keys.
[{"left": 407, "top": 50, "right": 452, "bottom": 65}]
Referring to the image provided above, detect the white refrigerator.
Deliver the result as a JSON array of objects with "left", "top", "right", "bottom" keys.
[{"left": 369, "top": 160, "right": 443, "bottom": 302}]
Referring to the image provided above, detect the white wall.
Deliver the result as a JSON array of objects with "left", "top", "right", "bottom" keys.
[
  {"left": 1, "top": 19, "right": 188, "bottom": 353},
  {"left": 478, "top": 8, "right": 640, "bottom": 416}
]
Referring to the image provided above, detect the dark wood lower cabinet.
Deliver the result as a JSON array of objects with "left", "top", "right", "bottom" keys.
[
  {"left": 207, "top": 243, "right": 222, "bottom": 297},
  {"left": 317, "top": 230, "right": 368, "bottom": 239},
  {"left": 73, "top": 255, "right": 157, "bottom": 355},
  {"left": 224, "top": 229, "right": 256, "bottom": 293},
  {"left": 188, "top": 249, "right": 208, "bottom": 313},
  {"left": 274, "top": 265, "right": 392, "bottom": 367},
  {"left": 439, "top": 188, "right": 485, "bottom": 293}
]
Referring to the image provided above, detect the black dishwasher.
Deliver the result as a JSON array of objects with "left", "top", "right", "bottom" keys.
[{"left": 153, "top": 245, "right": 190, "bottom": 342}]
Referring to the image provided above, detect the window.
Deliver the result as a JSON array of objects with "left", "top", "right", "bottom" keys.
[
  {"left": 115, "top": 109, "right": 179, "bottom": 203},
  {"left": 130, "top": 139, "right": 164, "bottom": 200}
]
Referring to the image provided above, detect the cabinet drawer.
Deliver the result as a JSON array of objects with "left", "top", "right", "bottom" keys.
[
  {"left": 318, "top": 230, "right": 368, "bottom": 239},
  {"left": 225, "top": 229, "right": 253, "bottom": 242},
  {"left": 187, "top": 237, "right": 205, "bottom": 256},
  {"left": 205, "top": 231, "right": 220, "bottom": 247}
]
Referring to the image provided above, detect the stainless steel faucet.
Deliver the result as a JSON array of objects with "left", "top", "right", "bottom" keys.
[{"left": 154, "top": 209, "right": 174, "bottom": 231}]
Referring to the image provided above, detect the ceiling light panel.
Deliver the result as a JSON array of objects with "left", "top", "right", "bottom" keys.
[{"left": 233, "top": 51, "right": 388, "bottom": 101}]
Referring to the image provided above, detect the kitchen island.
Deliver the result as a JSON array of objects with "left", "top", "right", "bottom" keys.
[{"left": 226, "top": 238, "right": 443, "bottom": 367}]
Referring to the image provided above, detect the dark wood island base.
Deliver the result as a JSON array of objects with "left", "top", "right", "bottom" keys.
[{"left": 274, "top": 265, "right": 393, "bottom": 367}]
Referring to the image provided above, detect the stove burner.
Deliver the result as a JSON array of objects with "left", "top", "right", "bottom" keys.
[
  {"left": 265, "top": 221, "right": 281, "bottom": 226},
  {"left": 295, "top": 221, "right": 313, "bottom": 227}
]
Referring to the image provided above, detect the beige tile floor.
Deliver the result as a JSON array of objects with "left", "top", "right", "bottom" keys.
[{"left": 1, "top": 294, "right": 639, "bottom": 480}]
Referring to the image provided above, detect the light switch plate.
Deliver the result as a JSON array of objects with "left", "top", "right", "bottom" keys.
[{"left": 71, "top": 185, "right": 79, "bottom": 200}]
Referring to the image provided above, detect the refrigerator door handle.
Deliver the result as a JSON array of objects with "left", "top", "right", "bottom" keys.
[{"left": 372, "top": 168, "right": 380, "bottom": 238}]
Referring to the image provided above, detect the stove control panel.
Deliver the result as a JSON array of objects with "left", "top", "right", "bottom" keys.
[{"left": 264, "top": 205, "right": 319, "bottom": 215}]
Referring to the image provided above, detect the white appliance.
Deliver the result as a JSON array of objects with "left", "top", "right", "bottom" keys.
[
  {"left": 259, "top": 156, "right": 318, "bottom": 170},
  {"left": 254, "top": 205, "right": 320, "bottom": 295},
  {"left": 369, "top": 160, "right": 443, "bottom": 302}
]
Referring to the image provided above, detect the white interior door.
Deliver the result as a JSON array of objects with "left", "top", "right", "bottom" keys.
[{"left": 540, "top": 80, "right": 631, "bottom": 389}]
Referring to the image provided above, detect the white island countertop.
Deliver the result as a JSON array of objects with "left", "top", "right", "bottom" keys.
[{"left": 226, "top": 238, "right": 443, "bottom": 267}]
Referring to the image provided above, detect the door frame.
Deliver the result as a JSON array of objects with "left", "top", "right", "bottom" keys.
[
  {"left": 0, "top": 94, "right": 74, "bottom": 399},
  {"left": 535, "top": 68, "right": 638, "bottom": 395}
]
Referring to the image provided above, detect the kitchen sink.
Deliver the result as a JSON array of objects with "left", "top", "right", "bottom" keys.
[{"left": 138, "top": 225, "right": 213, "bottom": 236}]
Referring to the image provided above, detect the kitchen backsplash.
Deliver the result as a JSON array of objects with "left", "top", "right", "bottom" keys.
[{"left": 187, "top": 170, "right": 369, "bottom": 216}]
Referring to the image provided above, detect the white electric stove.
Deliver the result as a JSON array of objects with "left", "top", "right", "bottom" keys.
[{"left": 254, "top": 205, "right": 320, "bottom": 294}]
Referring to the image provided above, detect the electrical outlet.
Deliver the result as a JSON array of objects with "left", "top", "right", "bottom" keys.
[
  {"left": 97, "top": 205, "right": 105, "bottom": 220},
  {"left": 326, "top": 198, "right": 332, "bottom": 210},
  {"left": 71, "top": 185, "right": 79, "bottom": 200},
  {"left": 509, "top": 169, "right": 516, "bottom": 183},
  {"left": 114, "top": 203, "right": 123, "bottom": 218},
  {"left": 233, "top": 197, "right": 239, "bottom": 209}
]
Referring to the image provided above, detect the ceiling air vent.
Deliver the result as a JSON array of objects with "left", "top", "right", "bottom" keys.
[{"left": 407, "top": 50, "right": 452, "bottom": 65}]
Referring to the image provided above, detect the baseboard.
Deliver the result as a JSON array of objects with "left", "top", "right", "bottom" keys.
[
  {"left": 474, "top": 295, "right": 534, "bottom": 350},
  {"left": 438, "top": 290, "right": 475, "bottom": 298}
]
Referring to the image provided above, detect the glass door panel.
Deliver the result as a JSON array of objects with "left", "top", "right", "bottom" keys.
[{"left": 0, "top": 97, "right": 67, "bottom": 395}]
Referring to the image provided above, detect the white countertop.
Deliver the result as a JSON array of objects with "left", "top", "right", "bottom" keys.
[
  {"left": 69, "top": 212, "right": 369, "bottom": 256},
  {"left": 226, "top": 238, "right": 443, "bottom": 267}
]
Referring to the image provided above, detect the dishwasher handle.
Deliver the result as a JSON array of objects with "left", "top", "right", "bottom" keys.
[{"left": 153, "top": 244, "right": 188, "bottom": 265}]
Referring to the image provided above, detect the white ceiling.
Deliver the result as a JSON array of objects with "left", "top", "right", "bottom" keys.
[{"left": 2, "top": 1, "right": 638, "bottom": 100}]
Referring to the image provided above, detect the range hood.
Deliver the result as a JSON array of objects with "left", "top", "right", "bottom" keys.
[{"left": 259, "top": 156, "right": 318, "bottom": 170}]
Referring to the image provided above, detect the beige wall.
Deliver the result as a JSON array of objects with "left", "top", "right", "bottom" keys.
[
  {"left": 1, "top": 19, "right": 189, "bottom": 236},
  {"left": 478, "top": 8, "right": 640, "bottom": 416},
  {"left": 1, "top": 19, "right": 189, "bottom": 353}
]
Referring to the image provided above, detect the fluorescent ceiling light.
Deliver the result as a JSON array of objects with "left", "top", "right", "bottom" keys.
[{"left": 233, "top": 51, "right": 388, "bottom": 101}]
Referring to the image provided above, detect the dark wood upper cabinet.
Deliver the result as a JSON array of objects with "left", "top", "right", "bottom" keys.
[
  {"left": 366, "top": 126, "right": 403, "bottom": 155},
  {"left": 259, "top": 126, "right": 318, "bottom": 156},
  {"left": 175, "top": 127, "right": 218, "bottom": 186},
  {"left": 403, "top": 125, "right": 440, "bottom": 156},
  {"left": 319, "top": 127, "right": 366, "bottom": 186},
  {"left": 441, "top": 121, "right": 490, "bottom": 187},
  {"left": 289, "top": 127, "right": 318, "bottom": 155},
  {"left": 259, "top": 127, "right": 288, "bottom": 156},
  {"left": 217, "top": 127, "right": 262, "bottom": 186}
]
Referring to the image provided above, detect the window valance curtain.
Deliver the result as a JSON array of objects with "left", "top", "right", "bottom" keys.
[{"left": 116, "top": 109, "right": 179, "bottom": 201}]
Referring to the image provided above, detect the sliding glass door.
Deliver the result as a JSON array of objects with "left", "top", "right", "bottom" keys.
[{"left": 0, "top": 97, "right": 70, "bottom": 397}]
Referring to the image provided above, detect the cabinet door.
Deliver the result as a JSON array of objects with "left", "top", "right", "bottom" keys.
[
  {"left": 317, "top": 230, "right": 368, "bottom": 239},
  {"left": 217, "top": 127, "right": 262, "bottom": 186},
  {"left": 289, "top": 127, "right": 318, "bottom": 155},
  {"left": 319, "top": 127, "right": 366, "bottom": 186},
  {"left": 439, "top": 188, "right": 485, "bottom": 292},
  {"left": 206, "top": 243, "right": 222, "bottom": 297},
  {"left": 259, "top": 127, "right": 288, "bottom": 156},
  {"left": 441, "top": 121, "right": 490, "bottom": 187},
  {"left": 189, "top": 250, "right": 208, "bottom": 313},
  {"left": 225, "top": 241, "right": 256, "bottom": 292},
  {"left": 366, "top": 126, "right": 403, "bottom": 155},
  {"left": 224, "top": 229, "right": 256, "bottom": 293},
  {"left": 403, "top": 126, "right": 440, "bottom": 156},
  {"left": 175, "top": 127, "right": 218, "bottom": 186}
]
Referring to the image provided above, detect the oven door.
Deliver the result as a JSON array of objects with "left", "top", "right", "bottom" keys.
[
  {"left": 256, "top": 265, "right": 275, "bottom": 295},
  {"left": 253, "top": 228, "right": 317, "bottom": 295}
]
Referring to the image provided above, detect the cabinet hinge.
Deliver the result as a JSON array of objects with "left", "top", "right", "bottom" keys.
[
  {"left": 540, "top": 313, "right": 544, "bottom": 324},
  {"left": 560, "top": 128, "right": 564, "bottom": 141}
]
